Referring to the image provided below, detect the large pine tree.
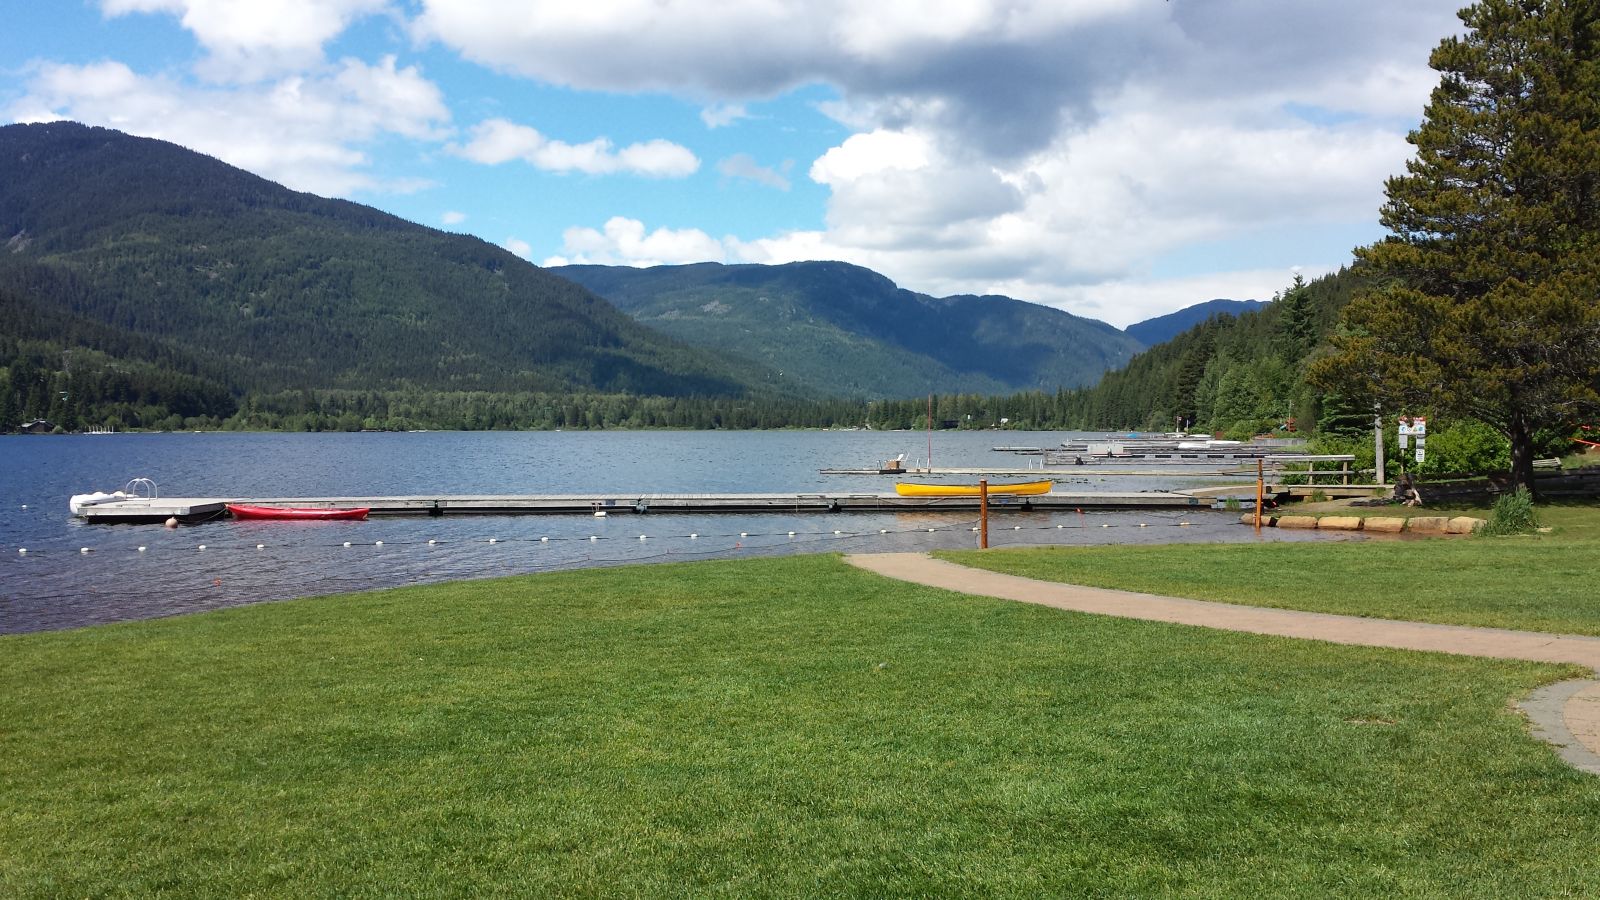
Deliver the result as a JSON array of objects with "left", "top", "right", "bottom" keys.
[{"left": 1312, "top": 0, "right": 1600, "bottom": 493}]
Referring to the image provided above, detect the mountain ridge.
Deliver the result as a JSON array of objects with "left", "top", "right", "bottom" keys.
[
  {"left": 0, "top": 121, "right": 771, "bottom": 402},
  {"left": 1125, "top": 298, "right": 1270, "bottom": 346},
  {"left": 553, "top": 261, "right": 1143, "bottom": 399}
]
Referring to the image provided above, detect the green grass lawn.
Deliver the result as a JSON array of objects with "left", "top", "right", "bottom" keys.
[
  {"left": 4, "top": 555, "right": 1600, "bottom": 896},
  {"left": 940, "top": 503, "right": 1600, "bottom": 636}
]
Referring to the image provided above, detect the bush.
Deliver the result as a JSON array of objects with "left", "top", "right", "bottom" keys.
[
  {"left": 1481, "top": 488, "right": 1538, "bottom": 536},
  {"left": 1417, "top": 420, "right": 1510, "bottom": 476}
]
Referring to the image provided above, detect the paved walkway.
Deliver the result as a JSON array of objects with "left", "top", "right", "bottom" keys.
[{"left": 844, "top": 552, "right": 1600, "bottom": 775}]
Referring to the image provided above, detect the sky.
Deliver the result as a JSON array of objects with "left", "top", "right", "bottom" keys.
[{"left": 2, "top": 1, "right": 1466, "bottom": 328}]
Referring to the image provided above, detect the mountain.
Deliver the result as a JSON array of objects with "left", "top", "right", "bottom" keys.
[
  {"left": 551, "top": 261, "right": 1142, "bottom": 399},
  {"left": 1055, "top": 269, "right": 1371, "bottom": 434},
  {"left": 1125, "top": 299, "right": 1271, "bottom": 346},
  {"left": 0, "top": 121, "right": 771, "bottom": 402}
]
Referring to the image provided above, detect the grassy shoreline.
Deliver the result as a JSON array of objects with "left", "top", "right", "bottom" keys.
[
  {"left": 4, "top": 553, "right": 1600, "bottom": 896},
  {"left": 939, "top": 503, "right": 1600, "bottom": 636}
]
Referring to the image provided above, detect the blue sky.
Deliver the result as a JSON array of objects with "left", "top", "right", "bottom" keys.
[{"left": 3, "top": 1, "right": 1465, "bottom": 326}]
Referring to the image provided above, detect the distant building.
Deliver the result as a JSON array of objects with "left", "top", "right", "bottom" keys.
[{"left": 19, "top": 419, "right": 55, "bottom": 434}]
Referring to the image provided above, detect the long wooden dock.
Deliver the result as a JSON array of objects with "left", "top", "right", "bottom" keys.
[{"left": 74, "top": 490, "right": 1215, "bottom": 523}]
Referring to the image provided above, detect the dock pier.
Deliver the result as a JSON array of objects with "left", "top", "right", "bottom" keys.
[{"left": 74, "top": 490, "right": 1217, "bottom": 524}]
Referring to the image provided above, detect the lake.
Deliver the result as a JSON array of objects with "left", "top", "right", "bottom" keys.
[{"left": 1, "top": 430, "right": 1331, "bottom": 633}]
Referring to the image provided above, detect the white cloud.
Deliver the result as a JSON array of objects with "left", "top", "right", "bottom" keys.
[
  {"left": 408, "top": 0, "right": 1463, "bottom": 319},
  {"left": 102, "top": 0, "right": 389, "bottom": 81},
  {"left": 543, "top": 217, "right": 726, "bottom": 267},
  {"left": 453, "top": 118, "right": 699, "bottom": 177},
  {"left": 503, "top": 237, "right": 533, "bottom": 258},
  {"left": 716, "top": 154, "right": 791, "bottom": 191},
  {"left": 41, "top": 0, "right": 1466, "bottom": 323},
  {"left": 10, "top": 57, "right": 451, "bottom": 196},
  {"left": 441, "top": 210, "right": 467, "bottom": 225},
  {"left": 699, "top": 103, "right": 747, "bottom": 128}
]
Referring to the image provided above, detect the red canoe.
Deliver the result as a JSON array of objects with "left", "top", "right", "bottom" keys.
[{"left": 227, "top": 504, "right": 369, "bottom": 521}]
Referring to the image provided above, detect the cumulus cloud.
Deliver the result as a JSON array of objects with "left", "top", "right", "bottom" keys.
[
  {"left": 408, "top": 0, "right": 1460, "bottom": 319},
  {"left": 542, "top": 217, "right": 726, "bottom": 268},
  {"left": 716, "top": 154, "right": 791, "bottom": 191},
  {"left": 102, "top": 0, "right": 389, "bottom": 81},
  {"left": 10, "top": 56, "right": 451, "bottom": 196},
  {"left": 441, "top": 210, "right": 467, "bottom": 225},
  {"left": 503, "top": 237, "right": 533, "bottom": 258},
  {"left": 453, "top": 118, "right": 699, "bottom": 177}
]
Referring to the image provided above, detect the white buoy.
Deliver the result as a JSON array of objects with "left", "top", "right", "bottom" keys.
[
  {"left": 639, "top": 534, "right": 647, "bottom": 540},
  {"left": 375, "top": 540, "right": 383, "bottom": 546},
  {"left": 20, "top": 505, "right": 25, "bottom": 509},
  {"left": 540, "top": 536, "right": 549, "bottom": 542},
  {"left": 488, "top": 538, "right": 498, "bottom": 544},
  {"left": 343, "top": 541, "right": 352, "bottom": 547},
  {"left": 80, "top": 547, "right": 91, "bottom": 554},
  {"left": 255, "top": 544, "right": 264, "bottom": 550},
  {"left": 689, "top": 533, "right": 698, "bottom": 539},
  {"left": 927, "top": 528, "right": 935, "bottom": 533},
  {"left": 971, "top": 526, "right": 979, "bottom": 532},
  {"left": 164, "top": 517, "right": 178, "bottom": 529},
  {"left": 427, "top": 539, "right": 436, "bottom": 545},
  {"left": 589, "top": 535, "right": 598, "bottom": 542},
  {"left": 880, "top": 529, "right": 887, "bottom": 534},
  {"left": 138, "top": 546, "right": 147, "bottom": 552},
  {"left": 197, "top": 545, "right": 206, "bottom": 551},
  {"left": 1139, "top": 523, "right": 1148, "bottom": 528},
  {"left": 18, "top": 548, "right": 26, "bottom": 554},
  {"left": 739, "top": 532, "right": 748, "bottom": 538},
  {"left": 1057, "top": 524, "right": 1064, "bottom": 529},
  {"left": 1013, "top": 525, "right": 1021, "bottom": 530},
  {"left": 788, "top": 531, "right": 796, "bottom": 537}
]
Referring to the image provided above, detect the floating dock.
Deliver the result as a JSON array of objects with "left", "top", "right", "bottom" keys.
[{"left": 74, "top": 490, "right": 1216, "bottom": 523}]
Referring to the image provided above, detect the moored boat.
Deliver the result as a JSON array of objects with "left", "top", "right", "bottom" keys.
[
  {"left": 894, "top": 480, "right": 1052, "bottom": 497},
  {"left": 227, "top": 504, "right": 369, "bottom": 521}
]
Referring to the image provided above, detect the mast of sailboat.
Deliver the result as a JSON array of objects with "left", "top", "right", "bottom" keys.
[{"left": 926, "top": 394, "right": 934, "bottom": 470}]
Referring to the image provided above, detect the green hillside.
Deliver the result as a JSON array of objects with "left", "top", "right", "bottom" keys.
[
  {"left": 553, "top": 262, "right": 1143, "bottom": 399},
  {"left": 0, "top": 122, "right": 774, "bottom": 427},
  {"left": 1054, "top": 268, "right": 1372, "bottom": 435}
]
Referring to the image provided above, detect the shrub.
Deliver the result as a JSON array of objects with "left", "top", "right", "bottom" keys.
[
  {"left": 1417, "top": 420, "right": 1510, "bottom": 476},
  {"left": 1481, "top": 487, "right": 1538, "bottom": 536}
]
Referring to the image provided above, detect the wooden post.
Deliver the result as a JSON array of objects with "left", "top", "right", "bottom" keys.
[
  {"left": 979, "top": 479, "right": 989, "bottom": 549},
  {"left": 1254, "top": 459, "right": 1264, "bottom": 531}
]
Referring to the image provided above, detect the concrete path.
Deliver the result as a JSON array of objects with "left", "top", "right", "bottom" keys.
[{"left": 844, "top": 552, "right": 1600, "bottom": 775}]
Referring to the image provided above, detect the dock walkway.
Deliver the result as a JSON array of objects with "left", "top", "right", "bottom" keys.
[{"left": 75, "top": 490, "right": 1212, "bottom": 523}]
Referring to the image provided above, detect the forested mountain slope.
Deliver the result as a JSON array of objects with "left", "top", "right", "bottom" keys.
[
  {"left": 0, "top": 122, "right": 769, "bottom": 414},
  {"left": 1056, "top": 269, "right": 1372, "bottom": 434},
  {"left": 1125, "top": 299, "right": 1270, "bottom": 346},
  {"left": 553, "top": 261, "right": 1143, "bottom": 399}
]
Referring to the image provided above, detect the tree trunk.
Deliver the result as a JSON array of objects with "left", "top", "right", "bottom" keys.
[{"left": 1507, "top": 414, "right": 1538, "bottom": 499}]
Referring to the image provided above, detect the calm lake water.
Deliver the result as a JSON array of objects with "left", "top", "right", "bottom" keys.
[{"left": 1, "top": 430, "right": 1334, "bottom": 634}]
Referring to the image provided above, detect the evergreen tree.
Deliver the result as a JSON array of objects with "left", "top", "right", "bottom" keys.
[{"left": 1312, "top": 0, "right": 1600, "bottom": 493}]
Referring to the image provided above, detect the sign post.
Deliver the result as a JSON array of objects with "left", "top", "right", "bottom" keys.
[
  {"left": 1254, "top": 459, "right": 1264, "bottom": 531},
  {"left": 979, "top": 479, "right": 989, "bottom": 549}
]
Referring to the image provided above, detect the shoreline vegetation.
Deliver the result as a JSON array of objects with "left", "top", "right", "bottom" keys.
[
  {"left": 941, "top": 503, "right": 1600, "bottom": 636},
  {"left": 4, "top": 546, "right": 1600, "bottom": 895}
]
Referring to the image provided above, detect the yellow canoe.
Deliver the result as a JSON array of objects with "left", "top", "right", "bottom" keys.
[{"left": 894, "top": 480, "right": 1053, "bottom": 497}]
